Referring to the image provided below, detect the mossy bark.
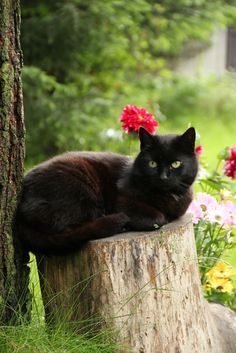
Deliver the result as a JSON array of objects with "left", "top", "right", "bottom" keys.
[{"left": 0, "top": 0, "right": 30, "bottom": 323}]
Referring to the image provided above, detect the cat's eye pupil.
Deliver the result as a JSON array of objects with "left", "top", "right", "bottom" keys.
[
  {"left": 171, "top": 161, "right": 181, "bottom": 169},
  {"left": 149, "top": 160, "right": 157, "bottom": 168}
]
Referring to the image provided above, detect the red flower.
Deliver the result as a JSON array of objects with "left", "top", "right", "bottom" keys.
[
  {"left": 195, "top": 145, "right": 203, "bottom": 156},
  {"left": 224, "top": 147, "right": 236, "bottom": 179},
  {"left": 120, "top": 105, "right": 158, "bottom": 134}
]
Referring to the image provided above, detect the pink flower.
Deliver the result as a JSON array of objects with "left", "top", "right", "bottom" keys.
[
  {"left": 224, "top": 146, "right": 236, "bottom": 179},
  {"left": 120, "top": 105, "right": 158, "bottom": 134},
  {"left": 189, "top": 192, "right": 236, "bottom": 228},
  {"left": 195, "top": 145, "right": 203, "bottom": 156},
  {"left": 188, "top": 192, "right": 218, "bottom": 224},
  {"left": 223, "top": 202, "right": 236, "bottom": 227},
  {"left": 195, "top": 193, "right": 218, "bottom": 214},
  {"left": 188, "top": 201, "right": 203, "bottom": 224},
  {"left": 206, "top": 203, "right": 228, "bottom": 226}
]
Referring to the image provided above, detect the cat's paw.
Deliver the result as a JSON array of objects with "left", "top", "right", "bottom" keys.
[
  {"left": 114, "top": 212, "right": 130, "bottom": 231},
  {"left": 94, "top": 213, "right": 130, "bottom": 237},
  {"left": 127, "top": 213, "right": 166, "bottom": 231}
]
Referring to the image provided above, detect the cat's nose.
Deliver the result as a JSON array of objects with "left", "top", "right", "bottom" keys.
[{"left": 160, "top": 171, "right": 169, "bottom": 181}]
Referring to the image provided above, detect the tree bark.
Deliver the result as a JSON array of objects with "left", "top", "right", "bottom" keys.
[
  {"left": 37, "top": 214, "right": 236, "bottom": 353},
  {"left": 0, "top": 0, "right": 30, "bottom": 323}
]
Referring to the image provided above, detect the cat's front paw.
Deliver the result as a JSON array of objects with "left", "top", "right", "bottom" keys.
[
  {"left": 114, "top": 212, "right": 130, "bottom": 232},
  {"left": 127, "top": 213, "right": 167, "bottom": 231}
]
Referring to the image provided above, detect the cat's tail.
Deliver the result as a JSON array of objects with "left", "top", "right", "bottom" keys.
[{"left": 17, "top": 212, "right": 130, "bottom": 256}]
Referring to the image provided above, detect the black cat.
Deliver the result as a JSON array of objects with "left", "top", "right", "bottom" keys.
[{"left": 16, "top": 127, "right": 198, "bottom": 255}]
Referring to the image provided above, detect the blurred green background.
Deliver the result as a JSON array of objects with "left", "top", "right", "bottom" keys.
[{"left": 21, "top": 0, "right": 236, "bottom": 170}]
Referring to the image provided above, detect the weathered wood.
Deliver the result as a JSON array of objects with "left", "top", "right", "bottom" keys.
[
  {"left": 208, "top": 302, "right": 236, "bottom": 353},
  {"left": 37, "top": 214, "right": 236, "bottom": 353},
  {"left": 0, "top": 0, "right": 30, "bottom": 323}
]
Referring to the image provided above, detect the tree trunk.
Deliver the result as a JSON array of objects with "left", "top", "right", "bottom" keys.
[
  {"left": 0, "top": 0, "right": 30, "bottom": 323},
  {"left": 36, "top": 214, "right": 236, "bottom": 353}
]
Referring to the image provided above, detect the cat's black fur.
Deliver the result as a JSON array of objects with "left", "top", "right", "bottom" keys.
[{"left": 16, "top": 127, "right": 198, "bottom": 255}]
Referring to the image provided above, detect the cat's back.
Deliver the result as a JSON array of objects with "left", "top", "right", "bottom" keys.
[
  {"left": 23, "top": 151, "right": 130, "bottom": 197},
  {"left": 18, "top": 151, "right": 131, "bottom": 227},
  {"left": 26, "top": 151, "right": 130, "bottom": 176}
]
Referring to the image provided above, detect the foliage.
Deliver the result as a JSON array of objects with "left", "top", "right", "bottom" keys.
[
  {"left": 23, "top": 66, "right": 79, "bottom": 164},
  {"left": 23, "top": 66, "right": 128, "bottom": 166},
  {"left": 21, "top": 0, "right": 150, "bottom": 82},
  {"left": 188, "top": 147, "right": 236, "bottom": 309},
  {"left": 21, "top": 0, "right": 236, "bottom": 84},
  {"left": 21, "top": 0, "right": 236, "bottom": 82},
  {"left": 23, "top": 68, "right": 236, "bottom": 167},
  {"left": 0, "top": 254, "right": 127, "bottom": 353},
  {"left": 20, "top": 0, "right": 236, "bottom": 167},
  {"left": 204, "top": 262, "right": 236, "bottom": 306},
  {"left": 0, "top": 322, "right": 125, "bottom": 353}
]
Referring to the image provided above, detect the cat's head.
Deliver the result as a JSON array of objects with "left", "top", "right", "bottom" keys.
[{"left": 132, "top": 127, "right": 198, "bottom": 193}]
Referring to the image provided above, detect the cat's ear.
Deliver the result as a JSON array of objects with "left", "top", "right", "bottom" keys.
[
  {"left": 139, "top": 127, "right": 155, "bottom": 150},
  {"left": 180, "top": 127, "right": 196, "bottom": 151}
]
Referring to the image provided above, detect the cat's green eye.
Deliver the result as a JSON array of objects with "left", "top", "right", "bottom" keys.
[
  {"left": 171, "top": 161, "right": 182, "bottom": 169},
  {"left": 148, "top": 160, "right": 157, "bottom": 168}
]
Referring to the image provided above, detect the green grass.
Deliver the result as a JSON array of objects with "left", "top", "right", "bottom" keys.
[
  {"left": 0, "top": 255, "right": 129, "bottom": 353},
  {"left": 0, "top": 322, "right": 125, "bottom": 353},
  {"left": 21, "top": 254, "right": 130, "bottom": 353}
]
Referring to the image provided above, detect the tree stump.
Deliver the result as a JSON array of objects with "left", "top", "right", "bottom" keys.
[{"left": 36, "top": 214, "right": 236, "bottom": 353}]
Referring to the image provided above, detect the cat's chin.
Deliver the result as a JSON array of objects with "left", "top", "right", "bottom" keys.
[
  {"left": 153, "top": 185, "right": 174, "bottom": 192},
  {"left": 153, "top": 183, "right": 186, "bottom": 194}
]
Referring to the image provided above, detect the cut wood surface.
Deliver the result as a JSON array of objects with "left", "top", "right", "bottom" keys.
[{"left": 37, "top": 214, "right": 236, "bottom": 353}]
